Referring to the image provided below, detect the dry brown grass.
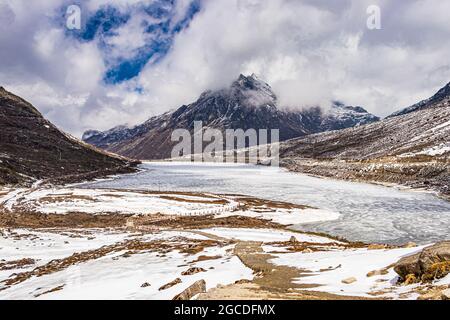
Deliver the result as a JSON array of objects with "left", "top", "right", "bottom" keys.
[
  {"left": 159, "top": 195, "right": 228, "bottom": 205},
  {"left": 1, "top": 237, "right": 221, "bottom": 289},
  {"left": 0, "top": 258, "right": 35, "bottom": 271}
]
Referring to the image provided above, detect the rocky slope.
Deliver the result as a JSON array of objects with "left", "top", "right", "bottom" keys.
[
  {"left": 0, "top": 87, "right": 138, "bottom": 186},
  {"left": 83, "top": 74, "right": 379, "bottom": 160},
  {"left": 280, "top": 82, "right": 450, "bottom": 197}
]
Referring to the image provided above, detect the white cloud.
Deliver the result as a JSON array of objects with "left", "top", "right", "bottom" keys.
[
  {"left": 85, "top": 0, "right": 156, "bottom": 12},
  {"left": 137, "top": 0, "right": 450, "bottom": 116},
  {"left": 104, "top": 13, "right": 149, "bottom": 61},
  {"left": 0, "top": 0, "right": 450, "bottom": 137}
]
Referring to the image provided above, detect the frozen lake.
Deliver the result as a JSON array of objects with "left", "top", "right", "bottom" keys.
[{"left": 79, "top": 162, "right": 450, "bottom": 245}]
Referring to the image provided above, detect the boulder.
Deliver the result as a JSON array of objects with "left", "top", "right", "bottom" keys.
[
  {"left": 393, "top": 252, "right": 421, "bottom": 280},
  {"left": 341, "top": 277, "right": 357, "bottom": 284},
  {"left": 159, "top": 278, "right": 182, "bottom": 291},
  {"left": 367, "top": 269, "right": 389, "bottom": 278},
  {"left": 419, "top": 242, "right": 450, "bottom": 281},
  {"left": 181, "top": 267, "right": 206, "bottom": 276},
  {"left": 394, "top": 241, "right": 450, "bottom": 282},
  {"left": 441, "top": 289, "right": 450, "bottom": 300},
  {"left": 172, "top": 280, "right": 206, "bottom": 300}
]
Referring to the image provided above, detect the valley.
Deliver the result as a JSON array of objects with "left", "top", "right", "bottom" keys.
[{"left": 0, "top": 77, "right": 449, "bottom": 301}]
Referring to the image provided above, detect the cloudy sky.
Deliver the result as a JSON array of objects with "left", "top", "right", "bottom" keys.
[{"left": 1, "top": 0, "right": 450, "bottom": 137}]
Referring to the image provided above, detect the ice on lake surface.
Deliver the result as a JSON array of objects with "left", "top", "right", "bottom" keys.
[{"left": 79, "top": 162, "right": 450, "bottom": 245}]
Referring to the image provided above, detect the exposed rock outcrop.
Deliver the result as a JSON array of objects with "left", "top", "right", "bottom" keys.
[
  {"left": 394, "top": 241, "right": 450, "bottom": 283},
  {"left": 280, "top": 80, "right": 450, "bottom": 197},
  {"left": 159, "top": 278, "right": 182, "bottom": 291},
  {"left": 172, "top": 280, "right": 206, "bottom": 300},
  {"left": 181, "top": 267, "right": 206, "bottom": 276}
]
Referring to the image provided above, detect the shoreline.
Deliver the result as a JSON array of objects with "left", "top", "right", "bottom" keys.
[
  {"left": 0, "top": 185, "right": 448, "bottom": 300},
  {"left": 280, "top": 158, "right": 449, "bottom": 202},
  {"left": 140, "top": 159, "right": 449, "bottom": 202}
]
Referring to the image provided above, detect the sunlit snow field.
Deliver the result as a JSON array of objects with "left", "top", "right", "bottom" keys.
[{"left": 78, "top": 162, "right": 450, "bottom": 245}]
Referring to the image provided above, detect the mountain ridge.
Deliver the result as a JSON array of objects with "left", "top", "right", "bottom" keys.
[
  {"left": 279, "top": 80, "right": 450, "bottom": 197},
  {"left": 83, "top": 74, "right": 380, "bottom": 159},
  {"left": 0, "top": 87, "right": 139, "bottom": 186},
  {"left": 389, "top": 81, "right": 450, "bottom": 118}
]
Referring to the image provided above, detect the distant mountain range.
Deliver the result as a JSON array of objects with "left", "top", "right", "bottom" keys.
[
  {"left": 0, "top": 87, "right": 138, "bottom": 186},
  {"left": 1, "top": 74, "right": 448, "bottom": 196},
  {"left": 83, "top": 74, "right": 380, "bottom": 160}
]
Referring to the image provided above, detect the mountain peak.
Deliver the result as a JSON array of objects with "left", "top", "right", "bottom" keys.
[
  {"left": 433, "top": 81, "right": 450, "bottom": 100},
  {"left": 83, "top": 73, "right": 380, "bottom": 159},
  {"left": 198, "top": 74, "right": 276, "bottom": 108},
  {"left": 234, "top": 73, "right": 268, "bottom": 89},
  {"left": 0, "top": 86, "right": 7, "bottom": 96},
  {"left": 230, "top": 73, "right": 276, "bottom": 106}
]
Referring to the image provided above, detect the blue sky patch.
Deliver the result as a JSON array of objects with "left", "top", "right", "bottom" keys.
[{"left": 64, "top": 0, "right": 202, "bottom": 85}]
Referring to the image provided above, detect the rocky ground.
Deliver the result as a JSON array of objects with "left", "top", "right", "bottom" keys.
[
  {"left": 1, "top": 186, "right": 449, "bottom": 300},
  {"left": 281, "top": 156, "right": 449, "bottom": 200},
  {"left": 279, "top": 98, "right": 450, "bottom": 198}
]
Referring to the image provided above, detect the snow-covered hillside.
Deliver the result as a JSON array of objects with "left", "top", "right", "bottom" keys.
[{"left": 280, "top": 81, "right": 450, "bottom": 197}]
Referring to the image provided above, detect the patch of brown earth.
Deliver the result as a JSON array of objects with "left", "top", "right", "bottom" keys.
[
  {"left": 159, "top": 195, "right": 228, "bottom": 205},
  {"left": 181, "top": 267, "right": 206, "bottom": 276},
  {"left": 199, "top": 241, "right": 368, "bottom": 300},
  {"left": 39, "top": 194, "right": 98, "bottom": 203},
  {"left": 34, "top": 285, "right": 65, "bottom": 298},
  {"left": 0, "top": 258, "right": 36, "bottom": 271},
  {"left": 267, "top": 240, "right": 353, "bottom": 254},
  {"left": 0, "top": 211, "right": 132, "bottom": 228},
  {"left": 415, "top": 285, "right": 450, "bottom": 300},
  {"left": 141, "top": 215, "right": 284, "bottom": 230},
  {"left": 159, "top": 278, "right": 182, "bottom": 291},
  {"left": 235, "top": 196, "right": 312, "bottom": 211},
  {"left": 127, "top": 190, "right": 221, "bottom": 199},
  {"left": 189, "top": 255, "right": 222, "bottom": 263}
]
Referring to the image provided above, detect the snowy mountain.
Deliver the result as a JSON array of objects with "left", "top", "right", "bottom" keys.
[{"left": 83, "top": 74, "right": 379, "bottom": 160}]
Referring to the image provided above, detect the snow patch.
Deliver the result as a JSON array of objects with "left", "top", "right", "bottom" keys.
[
  {"left": 270, "top": 246, "right": 427, "bottom": 299},
  {"left": 199, "top": 227, "right": 336, "bottom": 244}
]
